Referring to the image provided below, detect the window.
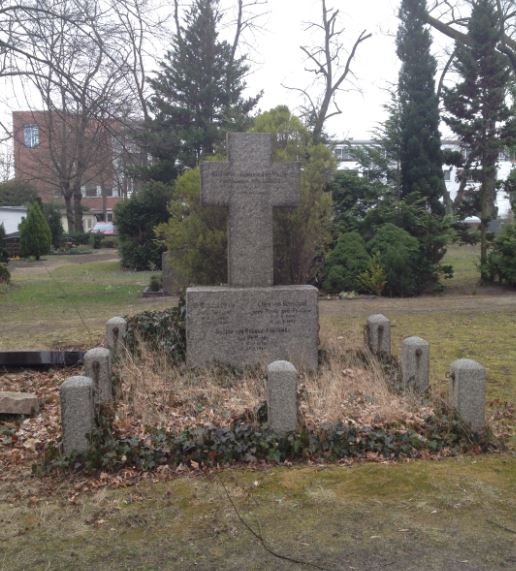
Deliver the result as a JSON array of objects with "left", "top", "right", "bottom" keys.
[
  {"left": 23, "top": 124, "right": 39, "bottom": 148},
  {"left": 443, "top": 168, "right": 452, "bottom": 181},
  {"left": 86, "top": 186, "right": 97, "bottom": 197}
]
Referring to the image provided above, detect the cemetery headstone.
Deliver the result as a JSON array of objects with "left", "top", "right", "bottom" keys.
[
  {"left": 106, "top": 316, "right": 127, "bottom": 359},
  {"left": 367, "top": 314, "right": 391, "bottom": 356},
  {"left": 400, "top": 336, "right": 429, "bottom": 394},
  {"left": 60, "top": 375, "right": 95, "bottom": 454},
  {"left": 266, "top": 360, "right": 298, "bottom": 433},
  {"left": 449, "top": 358, "right": 486, "bottom": 432},
  {"left": 84, "top": 347, "right": 113, "bottom": 404},
  {"left": 186, "top": 133, "right": 319, "bottom": 371}
]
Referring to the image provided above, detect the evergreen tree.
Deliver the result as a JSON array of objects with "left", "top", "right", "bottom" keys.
[
  {"left": 0, "top": 223, "right": 8, "bottom": 263},
  {"left": 144, "top": 0, "right": 259, "bottom": 179},
  {"left": 397, "top": 0, "right": 446, "bottom": 215},
  {"left": 443, "top": 0, "right": 514, "bottom": 277},
  {"left": 20, "top": 202, "right": 52, "bottom": 260}
]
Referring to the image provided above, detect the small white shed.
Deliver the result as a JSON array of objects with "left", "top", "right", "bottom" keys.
[{"left": 0, "top": 206, "right": 27, "bottom": 234}]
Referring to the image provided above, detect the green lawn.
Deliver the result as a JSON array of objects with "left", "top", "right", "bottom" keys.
[
  {"left": 0, "top": 253, "right": 174, "bottom": 349},
  {"left": 1, "top": 456, "right": 514, "bottom": 570}
]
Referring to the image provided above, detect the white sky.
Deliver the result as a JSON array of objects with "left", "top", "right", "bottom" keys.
[{"left": 1, "top": 0, "right": 457, "bottom": 148}]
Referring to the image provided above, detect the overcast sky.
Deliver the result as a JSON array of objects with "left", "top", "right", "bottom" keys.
[{"left": 1, "top": 0, "right": 457, "bottom": 148}]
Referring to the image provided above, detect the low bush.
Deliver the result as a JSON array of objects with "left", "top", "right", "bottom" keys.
[
  {"left": 100, "top": 236, "right": 118, "bottom": 248},
  {"left": 0, "top": 262, "right": 10, "bottom": 284},
  {"left": 323, "top": 231, "right": 370, "bottom": 293},
  {"left": 486, "top": 223, "right": 516, "bottom": 286},
  {"left": 368, "top": 223, "right": 421, "bottom": 296},
  {"left": 90, "top": 233, "right": 103, "bottom": 249},
  {"left": 66, "top": 231, "right": 90, "bottom": 245}
]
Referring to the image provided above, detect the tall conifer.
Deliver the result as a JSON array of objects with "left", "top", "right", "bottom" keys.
[
  {"left": 144, "top": 0, "right": 259, "bottom": 179},
  {"left": 397, "top": 0, "right": 446, "bottom": 215},
  {"left": 443, "top": 0, "right": 514, "bottom": 275}
]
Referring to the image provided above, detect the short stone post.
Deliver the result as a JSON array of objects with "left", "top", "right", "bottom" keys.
[
  {"left": 106, "top": 316, "right": 127, "bottom": 359},
  {"left": 367, "top": 314, "right": 391, "bottom": 356},
  {"left": 401, "top": 336, "right": 429, "bottom": 394},
  {"left": 84, "top": 347, "right": 113, "bottom": 404},
  {"left": 449, "top": 359, "right": 486, "bottom": 432},
  {"left": 60, "top": 376, "right": 95, "bottom": 455},
  {"left": 266, "top": 360, "right": 298, "bottom": 434}
]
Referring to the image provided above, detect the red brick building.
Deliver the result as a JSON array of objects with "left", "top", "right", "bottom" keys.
[{"left": 13, "top": 110, "right": 141, "bottom": 226}]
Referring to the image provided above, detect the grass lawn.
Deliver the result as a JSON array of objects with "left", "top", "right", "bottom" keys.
[
  {"left": 1, "top": 456, "right": 514, "bottom": 570},
  {"left": 0, "top": 251, "right": 174, "bottom": 349}
]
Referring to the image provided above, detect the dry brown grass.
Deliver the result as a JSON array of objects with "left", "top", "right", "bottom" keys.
[{"left": 113, "top": 329, "right": 433, "bottom": 437}]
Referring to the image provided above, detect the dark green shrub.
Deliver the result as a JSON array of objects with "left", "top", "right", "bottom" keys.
[
  {"left": 0, "top": 223, "right": 8, "bottom": 263},
  {"left": 66, "top": 231, "right": 90, "bottom": 245},
  {"left": 368, "top": 223, "right": 421, "bottom": 296},
  {"left": 486, "top": 223, "right": 516, "bottom": 286},
  {"left": 323, "top": 231, "right": 370, "bottom": 292},
  {"left": 100, "top": 236, "right": 118, "bottom": 248},
  {"left": 41, "top": 203, "right": 64, "bottom": 248},
  {"left": 0, "top": 180, "right": 38, "bottom": 206},
  {"left": 115, "top": 182, "right": 172, "bottom": 271},
  {"left": 20, "top": 201, "right": 52, "bottom": 260},
  {"left": 0, "top": 262, "right": 10, "bottom": 284},
  {"left": 89, "top": 233, "right": 103, "bottom": 249}
]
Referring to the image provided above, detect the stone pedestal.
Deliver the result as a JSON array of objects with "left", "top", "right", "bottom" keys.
[
  {"left": 267, "top": 360, "right": 298, "bottom": 433},
  {"left": 400, "top": 336, "right": 429, "bottom": 394},
  {"left": 449, "top": 358, "right": 486, "bottom": 432},
  {"left": 186, "top": 285, "right": 319, "bottom": 371}
]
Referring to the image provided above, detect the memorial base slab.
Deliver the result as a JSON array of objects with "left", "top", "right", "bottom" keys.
[{"left": 186, "top": 286, "right": 319, "bottom": 371}]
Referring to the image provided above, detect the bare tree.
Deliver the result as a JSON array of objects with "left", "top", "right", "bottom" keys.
[
  {"left": 426, "top": 0, "right": 516, "bottom": 72},
  {"left": 284, "top": 0, "right": 371, "bottom": 143}
]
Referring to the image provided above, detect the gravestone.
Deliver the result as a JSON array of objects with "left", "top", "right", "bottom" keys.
[
  {"left": 186, "top": 133, "right": 319, "bottom": 371},
  {"left": 400, "top": 336, "right": 429, "bottom": 394},
  {"left": 267, "top": 360, "right": 298, "bottom": 433},
  {"left": 366, "top": 314, "right": 391, "bottom": 356},
  {"left": 60, "top": 375, "right": 95, "bottom": 455},
  {"left": 84, "top": 347, "right": 113, "bottom": 404},
  {"left": 449, "top": 358, "right": 485, "bottom": 432},
  {"left": 106, "top": 316, "right": 127, "bottom": 359}
]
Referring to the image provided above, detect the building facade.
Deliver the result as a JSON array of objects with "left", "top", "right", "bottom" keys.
[{"left": 12, "top": 111, "right": 142, "bottom": 225}]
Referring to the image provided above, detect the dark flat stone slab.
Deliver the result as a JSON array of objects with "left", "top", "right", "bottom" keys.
[{"left": 0, "top": 351, "right": 85, "bottom": 368}]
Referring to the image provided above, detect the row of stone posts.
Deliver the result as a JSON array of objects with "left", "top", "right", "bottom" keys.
[
  {"left": 60, "top": 317, "right": 127, "bottom": 455},
  {"left": 366, "top": 314, "right": 486, "bottom": 433}
]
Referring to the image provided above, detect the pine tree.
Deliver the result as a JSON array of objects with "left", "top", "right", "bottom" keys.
[
  {"left": 443, "top": 0, "right": 514, "bottom": 276},
  {"left": 397, "top": 0, "right": 446, "bottom": 215},
  {"left": 20, "top": 202, "right": 52, "bottom": 260},
  {"left": 144, "top": 0, "right": 259, "bottom": 179}
]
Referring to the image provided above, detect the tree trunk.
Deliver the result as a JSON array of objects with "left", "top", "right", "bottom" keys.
[
  {"left": 72, "top": 193, "right": 84, "bottom": 233},
  {"left": 63, "top": 192, "right": 74, "bottom": 233}
]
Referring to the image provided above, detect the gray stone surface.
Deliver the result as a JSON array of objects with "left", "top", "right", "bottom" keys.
[
  {"left": 0, "top": 391, "right": 39, "bottom": 415},
  {"left": 367, "top": 314, "right": 391, "bottom": 355},
  {"left": 449, "top": 358, "right": 486, "bottom": 432},
  {"left": 84, "top": 347, "right": 113, "bottom": 404},
  {"left": 106, "top": 316, "right": 127, "bottom": 359},
  {"left": 267, "top": 360, "right": 298, "bottom": 433},
  {"left": 186, "top": 285, "right": 319, "bottom": 371},
  {"left": 400, "top": 336, "right": 429, "bottom": 394},
  {"left": 200, "top": 132, "right": 300, "bottom": 287},
  {"left": 60, "top": 376, "right": 95, "bottom": 455}
]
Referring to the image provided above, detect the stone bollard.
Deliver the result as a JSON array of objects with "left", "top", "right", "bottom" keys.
[
  {"left": 367, "top": 314, "right": 391, "bottom": 356},
  {"left": 106, "top": 316, "right": 127, "bottom": 359},
  {"left": 84, "top": 347, "right": 113, "bottom": 404},
  {"left": 449, "top": 359, "right": 486, "bottom": 432},
  {"left": 60, "top": 376, "right": 95, "bottom": 455},
  {"left": 266, "top": 360, "right": 298, "bottom": 434},
  {"left": 400, "top": 336, "right": 429, "bottom": 394}
]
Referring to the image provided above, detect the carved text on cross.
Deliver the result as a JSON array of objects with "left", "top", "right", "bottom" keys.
[{"left": 200, "top": 133, "right": 300, "bottom": 287}]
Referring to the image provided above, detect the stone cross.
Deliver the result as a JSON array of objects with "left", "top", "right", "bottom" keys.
[{"left": 200, "top": 133, "right": 300, "bottom": 287}]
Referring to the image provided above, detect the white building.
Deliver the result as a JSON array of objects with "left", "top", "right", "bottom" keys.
[
  {"left": 332, "top": 139, "right": 515, "bottom": 217},
  {"left": 0, "top": 206, "right": 27, "bottom": 234}
]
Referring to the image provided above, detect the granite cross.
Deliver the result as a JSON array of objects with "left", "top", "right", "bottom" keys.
[{"left": 200, "top": 132, "right": 300, "bottom": 287}]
